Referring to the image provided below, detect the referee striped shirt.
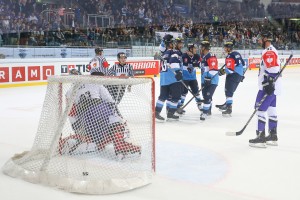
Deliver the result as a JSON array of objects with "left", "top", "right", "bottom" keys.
[
  {"left": 108, "top": 63, "right": 134, "bottom": 77},
  {"left": 89, "top": 55, "right": 110, "bottom": 75}
]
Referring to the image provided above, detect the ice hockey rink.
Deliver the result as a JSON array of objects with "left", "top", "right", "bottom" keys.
[{"left": 1, "top": 66, "right": 300, "bottom": 200}]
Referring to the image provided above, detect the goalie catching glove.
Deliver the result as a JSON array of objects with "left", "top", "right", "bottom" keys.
[{"left": 262, "top": 75, "right": 275, "bottom": 95}]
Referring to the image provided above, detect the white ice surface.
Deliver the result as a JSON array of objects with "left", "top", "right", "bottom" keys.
[{"left": 1, "top": 67, "right": 300, "bottom": 200}]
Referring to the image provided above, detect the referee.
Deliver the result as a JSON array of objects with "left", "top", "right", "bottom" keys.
[
  {"left": 107, "top": 52, "right": 134, "bottom": 104},
  {"left": 89, "top": 47, "right": 110, "bottom": 75}
]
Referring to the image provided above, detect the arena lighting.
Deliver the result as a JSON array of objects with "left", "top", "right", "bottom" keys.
[{"left": 289, "top": 18, "right": 300, "bottom": 21}]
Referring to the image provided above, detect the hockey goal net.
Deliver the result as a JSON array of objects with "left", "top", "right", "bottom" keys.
[{"left": 2, "top": 75, "right": 155, "bottom": 194}]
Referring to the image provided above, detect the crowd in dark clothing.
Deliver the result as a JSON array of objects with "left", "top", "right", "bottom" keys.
[{"left": 0, "top": 0, "right": 299, "bottom": 49}]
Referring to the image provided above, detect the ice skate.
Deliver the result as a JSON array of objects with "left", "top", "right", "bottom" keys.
[
  {"left": 216, "top": 102, "right": 227, "bottom": 111},
  {"left": 200, "top": 107, "right": 211, "bottom": 116},
  {"left": 222, "top": 105, "right": 232, "bottom": 117},
  {"left": 265, "top": 128, "right": 278, "bottom": 146},
  {"left": 167, "top": 111, "right": 179, "bottom": 121},
  {"left": 249, "top": 131, "right": 267, "bottom": 148},
  {"left": 155, "top": 111, "right": 165, "bottom": 122},
  {"left": 200, "top": 113, "right": 207, "bottom": 121},
  {"left": 176, "top": 106, "right": 186, "bottom": 115}
]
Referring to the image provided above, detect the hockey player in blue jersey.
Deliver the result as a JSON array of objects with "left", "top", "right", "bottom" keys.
[
  {"left": 177, "top": 43, "right": 202, "bottom": 114},
  {"left": 155, "top": 37, "right": 184, "bottom": 121},
  {"left": 199, "top": 41, "right": 219, "bottom": 121},
  {"left": 216, "top": 41, "right": 246, "bottom": 116}
]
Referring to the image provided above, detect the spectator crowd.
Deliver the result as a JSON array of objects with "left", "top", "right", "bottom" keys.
[{"left": 0, "top": 0, "right": 299, "bottom": 50}]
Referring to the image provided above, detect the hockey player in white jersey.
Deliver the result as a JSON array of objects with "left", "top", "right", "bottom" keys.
[
  {"left": 249, "top": 31, "right": 281, "bottom": 148},
  {"left": 62, "top": 69, "right": 141, "bottom": 156}
]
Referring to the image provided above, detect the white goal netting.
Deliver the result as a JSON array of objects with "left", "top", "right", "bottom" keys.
[{"left": 2, "top": 75, "right": 155, "bottom": 194}]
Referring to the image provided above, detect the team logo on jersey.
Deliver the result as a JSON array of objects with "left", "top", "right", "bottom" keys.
[
  {"left": 266, "top": 57, "right": 273, "bottom": 64},
  {"left": 93, "top": 63, "right": 97, "bottom": 67}
]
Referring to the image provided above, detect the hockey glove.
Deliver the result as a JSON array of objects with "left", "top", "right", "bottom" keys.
[
  {"left": 175, "top": 70, "right": 183, "bottom": 81},
  {"left": 187, "top": 65, "right": 194, "bottom": 73},
  {"left": 204, "top": 77, "right": 211, "bottom": 87},
  {"left": 262, "top": 75, "right": 275, "bottom": 95},
  {"left": 192, "top": 60, "right": 199, "bottom": 68},
  {"left": 218, "top": 68, "right": 225, "bottom": 76}
]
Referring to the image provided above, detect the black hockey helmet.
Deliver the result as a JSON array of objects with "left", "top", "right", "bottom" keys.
[
  {"left": 259, "top": 31, "right": 273, "bottom": 41},
  {"left": 188, "top": 43, "right": 196, "bottom": 51},
  {"left": 224, "top": 41, "right": 234, "bottom": 50},
  {"left": 163, "top": 34, "right": 174, "bottom": 44},
  {"left": 200, "top": 40, "right": 210, "bottom": 50},
  {"left": 69, "top": 68, "right": 81, "bottom": 75},
  {"left": 95, "top": 47, "right": 103, "bottom": 54},
  {"left": 117, "top": 52, "right": 127, "bottom": 59}
]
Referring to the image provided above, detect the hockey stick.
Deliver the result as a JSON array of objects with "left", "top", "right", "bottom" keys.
[
  {"left": 226, "top": 54, "right": 293, "bottom": 136},
  {"left": 177, "top": 64, "right": 226, "bottom": 112}
]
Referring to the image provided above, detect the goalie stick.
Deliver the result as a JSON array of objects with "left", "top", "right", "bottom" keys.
[
  {"left": 177, "top": 64, "right": 226, "bottom": 113},
  {"left": 226, "top": 54, "right": 293, "bottom": 136}
]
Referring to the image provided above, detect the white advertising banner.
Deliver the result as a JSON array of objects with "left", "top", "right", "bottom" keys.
[{"left": 0, "top": 48, "right": 132, "bottom": 59}]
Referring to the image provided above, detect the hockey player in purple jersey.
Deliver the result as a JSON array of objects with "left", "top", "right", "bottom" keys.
[{"left": 249, "top": 32, "right": 281, "bottom": 148}]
